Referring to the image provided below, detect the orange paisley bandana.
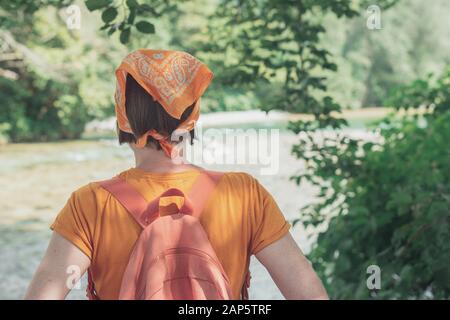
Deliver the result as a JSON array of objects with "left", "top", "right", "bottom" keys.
[{"left": 114, "top": 49, "right": 214, "bottom": 157}]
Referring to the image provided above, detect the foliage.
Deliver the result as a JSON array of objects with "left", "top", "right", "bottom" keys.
[
  {"left": 306, "top": 69, "right": 450, "bottom": 299},
  {"left": 323, "top": 0, "right": 450, "bottom": 108},
  {"left": 205, "top": 0, "right": 355, "bottom": 114},
  {"left": 0, "top": 0, "right": 177, "bottom": 43},
  {"left": 0, "top": 0, "right": 121, "bottom": 142},
  {"left": 83, "top": 0, "right": 178, "bottom": 44},
  {"left": 0, "top": 72, "right": 88, "bottom": 141},
  {"left": 386, "top": 72, "right": 450, "bottom": 117}
]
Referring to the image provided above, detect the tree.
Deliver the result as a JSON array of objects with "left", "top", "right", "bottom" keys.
[
  {"left": 0, "top": 0, "right": 120, "bottom": 141},
  {"left": 322, "top": 0, "right": 450, "bottom": 108},
  {"left": 83, "top": 0, "right": 178, "bottom": 44},
  {"left": 308, "top": 69, "right": 450, "bottom": 298}
]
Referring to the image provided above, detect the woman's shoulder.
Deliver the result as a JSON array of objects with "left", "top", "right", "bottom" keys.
[
  {"left": 74, "top": 168, "right": 137, "bottom": 197},
  {"left": 68, "top": 179, "right": 111, "bottom": 204},
  {"left": 221, "top": 171, "right": 256, "bottom": 183},
  {"left": 217, "top": 171, "right": 262, "bottom": 193}
]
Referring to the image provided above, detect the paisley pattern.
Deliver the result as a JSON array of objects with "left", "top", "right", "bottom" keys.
[
  {"left": 122, "top": 50, "right": 202, "bottom": 106},
  {"left": 114, "top": 49, "right": 214, "bottom": 155}
]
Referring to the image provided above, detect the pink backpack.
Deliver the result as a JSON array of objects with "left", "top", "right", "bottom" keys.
[{"left": 87, "top": 170, "right": 251, "bottom": 300}]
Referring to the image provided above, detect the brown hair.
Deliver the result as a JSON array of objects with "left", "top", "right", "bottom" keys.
[{"left": 118, "top": 74, "right": 195, "bottom": 149}]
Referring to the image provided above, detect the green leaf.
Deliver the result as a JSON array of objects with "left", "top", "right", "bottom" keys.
[
  {"left": 85, "top": 0, "right": 110, "bottom": 11},
  {"left": 118, "top": 22, "right": 126, "bottom": 31},
  {"left": 127, "top": 8, "right": 136, "bottom": 24},
  {"left": 99, "top": 23, "right": 110, "bottom": 30},
  {"left": 139, "top": 4, "right": 156, "bottom": 14},
  {"left": 120, "top": 28, "right": 131, "bottom": 44},
  {"left": 107, "top": 27, "right": 116, "bottom": 36},
  {"left": 135, "top": 21, "right": 155, "bottom": 34},
  {"left": 126, "top": 0, "right": 139, "bottom": 8},
  {"left": 101, "top": 7, "right": 118, "bottom": 23}
]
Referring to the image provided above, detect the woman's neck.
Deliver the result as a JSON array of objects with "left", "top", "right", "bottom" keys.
[{"left": 132, "top": 144, "right": 200, "bottom": 173}]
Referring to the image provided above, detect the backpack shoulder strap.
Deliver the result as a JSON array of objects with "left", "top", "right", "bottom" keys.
[
  {"left": 187, "top": 170, "right": 224, "bottom": 217},
  {"left": 98, "top": 177, "right": 148, "bottom": 228},
  {"left": 187, "top": 170, "right": 252, "bottom": 299},
  {"left": 86, "top": 177, "right": 149, "bottom": 300}
]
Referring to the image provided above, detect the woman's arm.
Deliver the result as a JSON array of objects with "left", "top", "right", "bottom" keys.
[
  {"left": 24, "top": 232, "right": 90, "bottom": 300},
  {"left": 255, "top": 232, "right": 329, "bottom": 300}
]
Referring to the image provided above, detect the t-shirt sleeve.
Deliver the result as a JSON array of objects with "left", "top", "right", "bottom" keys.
[
  {"left": 249, "top": 176, "right": 291, "bottom": 254},
  {"left": 50, "top": 184, "right": 98, "bottom": 260}
]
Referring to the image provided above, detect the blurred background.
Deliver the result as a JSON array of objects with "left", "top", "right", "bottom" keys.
[{"left": 0, "top": 0, "right": 449, "bottom": 299}]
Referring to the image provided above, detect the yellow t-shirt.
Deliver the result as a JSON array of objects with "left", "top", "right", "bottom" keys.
[{"left": 51, "top": 168, "right": 290, "bottom": 299}]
